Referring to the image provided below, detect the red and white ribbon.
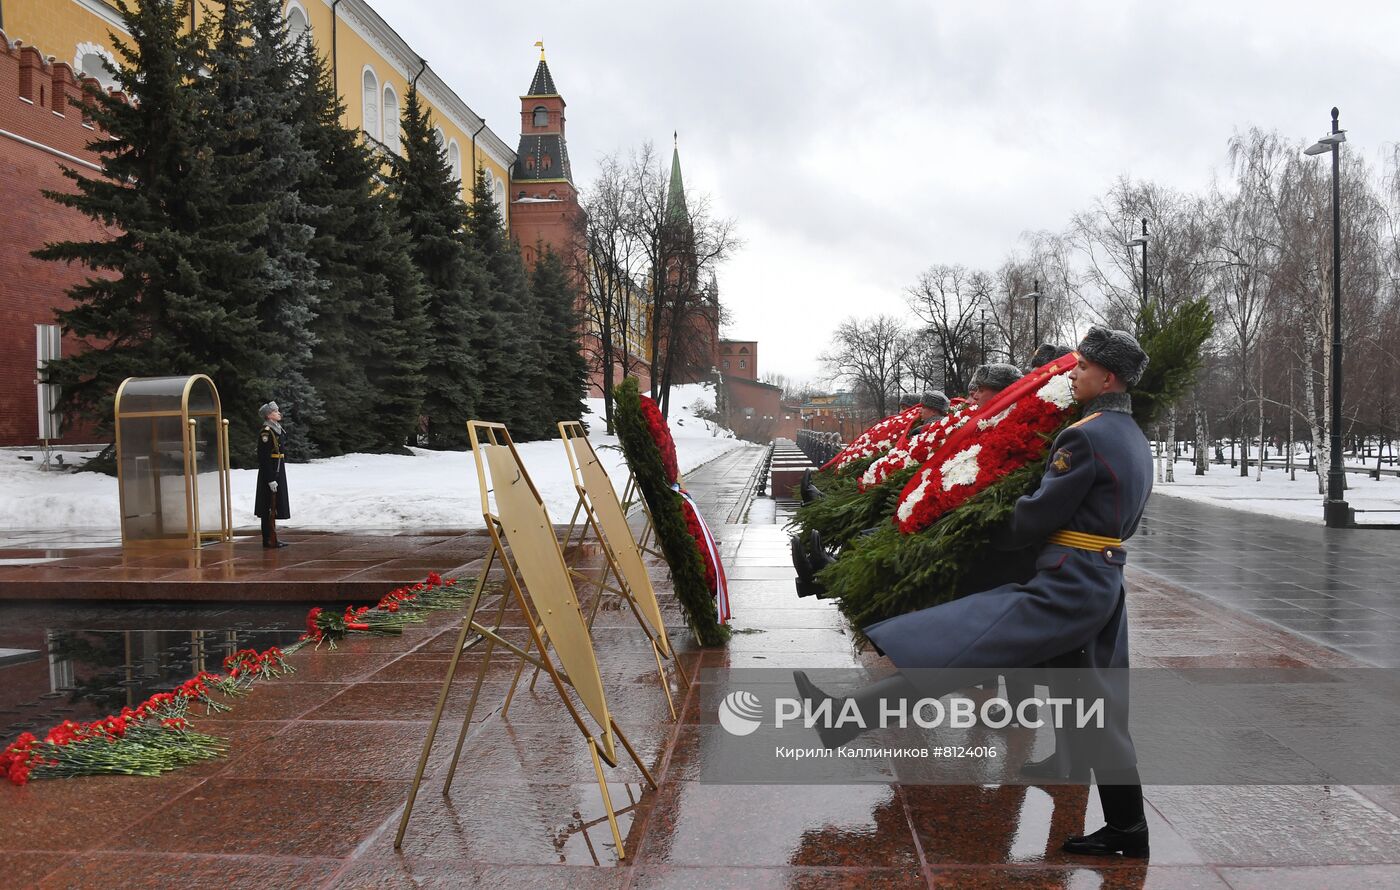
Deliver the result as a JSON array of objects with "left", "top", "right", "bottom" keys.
[{"left": 675, "top": 486, "right": 731, "bottom": 623}]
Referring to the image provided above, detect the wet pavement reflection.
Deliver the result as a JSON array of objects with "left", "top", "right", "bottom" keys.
[{"left": 6, "top": 448, "right": 1400, "bottom": 888}]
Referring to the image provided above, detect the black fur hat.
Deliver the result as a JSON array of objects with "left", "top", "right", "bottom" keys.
[
  {"left": 969, "top": 363, "right": 1021, "bottom": 392},
  {"left": 1076, "top": 326, "right": 1149, "bottom": 387},
  {"left": 1030, "top": 343, "right": 1074, "bottom": 369}
]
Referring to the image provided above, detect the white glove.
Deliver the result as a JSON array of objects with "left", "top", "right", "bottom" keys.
[{"left": 269, "top": 481, "right": 278, "bottom": 492}]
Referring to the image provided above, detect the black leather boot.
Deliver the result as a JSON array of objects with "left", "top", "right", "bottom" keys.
[
  {"left": 807, "top": 530, "right": 835, "bottom": 572},
  {"left": 791, "top": 670, "right": 917, "bottom": 749},
  {"left": 1061, "top": 820, "right": 1150, "bottom": 857},
  {"left": 791, "top": 534, "right": 814, "bottom": 581},
  {"left": 800, "top": 469, "right": 825, "bottom": 504}
]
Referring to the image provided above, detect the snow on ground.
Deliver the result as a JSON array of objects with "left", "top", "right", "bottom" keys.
[
  {"left": 0, "top": 387, "right": 745, "bottom": 531},
  {"left": 1151, "top": 458, "right": 1400, "bottom": 525}
]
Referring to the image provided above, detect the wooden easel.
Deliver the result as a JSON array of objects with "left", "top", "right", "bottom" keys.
[{"left": 394, "top": 421, "right": 657, "bottom": 860}]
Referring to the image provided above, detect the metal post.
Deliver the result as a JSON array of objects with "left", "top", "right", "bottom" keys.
[
  {"left": 1031, "top": 278, "right": 1041, "bottom": 350},
  {"left": 1324, "top": 107, "right": 1350, "bottom": 528},
  {"left": 979, "top": 310, "right": 986, "bottom": 365},
  {"left": 1139, "top": 219, "right": 1149, "bottom": 311}
]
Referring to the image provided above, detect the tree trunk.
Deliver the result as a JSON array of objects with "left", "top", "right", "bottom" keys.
[
  {"left": 1304, "top": 309, "right": 1327, "bottom": 495},
  {"left": 1255, "top": 344, "right": 1264, "bottom": 482},
  {"left": 1195, "top": 400, "right": 1209, "bottom": 475},
  {"left": 1166, "top": 404, "right": 1177, "bottom": 483},
  {"left": 1287, "top": 372, "right": 1296, "bottom": 481},
  {"left": 1155, "top": 424, "right": 1164, "bottom": 483}
]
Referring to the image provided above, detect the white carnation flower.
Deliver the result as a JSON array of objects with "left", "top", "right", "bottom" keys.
[
  {"left": 1036, "top": 373, "right": 1075, "bottom": 409},
  {"left": 977, "top": 403, "right": 1016, "bottom": 430},
  {"left": 940, "top": 444, "right": 982, "bottom": 491},
  {"left": 896, "top": 472, "right": 933, "bottom": 523}
]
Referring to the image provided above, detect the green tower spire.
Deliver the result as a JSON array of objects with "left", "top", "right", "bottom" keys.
[{"left": 665, "top": 132, "right": 688, "bottom": 226}]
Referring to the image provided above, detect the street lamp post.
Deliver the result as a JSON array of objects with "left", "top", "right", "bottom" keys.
[
  {"left": 1016, "top": 281, "right": 1042, "bottom": 366},
  {"left": 1128, "top": 219, "right": 1148, "bottom": 311},
  {"left": 979, "top": 310, "right": 987, "bottom": 365},
  {"left": 1305, "top": 107, "right": 1350, "bottom": 528}
]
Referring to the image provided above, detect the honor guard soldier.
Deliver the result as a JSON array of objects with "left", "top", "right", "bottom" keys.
[
  {"left": 256, "top": 401, "right": 291, "bottom": 549},
  {"left": 796, "top": 326, "right": 1154, "bottom": 858}
]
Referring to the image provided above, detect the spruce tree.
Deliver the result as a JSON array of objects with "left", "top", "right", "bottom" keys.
[
  {"left": 466, "top": 168, "right": 548, "bottom": 438},
  {"left": 390, "top": 86, "right": 483, "bottom": 448},
  {"left": 200, "top": 0, "right": 323, "bottom": 457},
  {"left": 530, "top": 247, "right": 588, "bottom": 425},
  {"left": 292, "top": 40, "right": 426, "bottom": 454},
  {"left": 35, "top": 0, "right": 275, "bottom": 461}
]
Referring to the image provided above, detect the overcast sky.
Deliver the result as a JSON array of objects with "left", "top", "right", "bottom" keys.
[{"left": 378, "top": 0, "right": 1397, "bottom": 383}]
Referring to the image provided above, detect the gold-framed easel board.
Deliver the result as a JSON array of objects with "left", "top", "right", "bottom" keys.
[
  {"left": 553, "top": 421, "right": 691, "bottom": 716},
  {"left": 394, "top": 420, "right": 657, "bottom": 861}
]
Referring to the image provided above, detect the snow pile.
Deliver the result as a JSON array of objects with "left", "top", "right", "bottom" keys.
[
  {"left": 580, "top": 382, "right": 732, "bottom": 440},
  {"left": 0, "top": 392, "right": 747, "bottom": 531},
  {"left": 1153, "top": 460, "right": 1400, "bottom": 525}
]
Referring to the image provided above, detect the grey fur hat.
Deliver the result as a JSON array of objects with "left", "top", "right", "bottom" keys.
[
  {"left": 258, "top": 401, "right": 281, "bottom": 419},
  {"left": 919, "top": 391, "right": 951, "bottom": 414},
  {"left": 1030, "top": 343, "right": 1074, "bottom": 368},
  {"left": 1076, "top": 326, "right": 1149, "bottom": 387},
  {"left": 969, "top": 363, "right": 1021, "bottom": 393}
]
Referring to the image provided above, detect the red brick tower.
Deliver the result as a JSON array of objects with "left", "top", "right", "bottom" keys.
[{"left": 507, "top": 46, "right": 581, "bottom": 268}]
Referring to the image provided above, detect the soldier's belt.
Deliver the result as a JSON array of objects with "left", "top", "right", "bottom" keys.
[
  {"left": 1047, "top": 530, "right": 1122, "bottom": 551},
  {"left": 270, "top": 453, "right": 284, "bottom": 459}
]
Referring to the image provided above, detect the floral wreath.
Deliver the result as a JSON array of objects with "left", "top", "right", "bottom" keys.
[
  {"left": 639, "top": 395, "right": 679, "bottom": 484},
  {"left": 859, "top": 402, "right": 980, "bottom": 491},
  {"left": 893, "top": 356, "right": 1079, "bottom": 534},
  {"left": 613, "top": 379, "right": 729, "bottom": 643},
  {"left": 821, "top": 405, "right": 924, "bottom": 472}
]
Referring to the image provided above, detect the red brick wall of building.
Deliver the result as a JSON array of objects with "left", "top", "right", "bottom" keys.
[
  {"left": 0, "top": 35, "right": 109, "bottom": 446},
  {"left": 718, "top": 339, "right": 757, "bottom": 380}
]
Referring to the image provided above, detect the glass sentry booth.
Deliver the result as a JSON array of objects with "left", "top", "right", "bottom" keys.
[{"left": 114, "top": 375, "right": 233, "bottom": 549}]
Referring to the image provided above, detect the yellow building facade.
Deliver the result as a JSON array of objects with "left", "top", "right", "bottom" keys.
[{"left": 1, "top": 0, "right": 514, "bottom": 215}]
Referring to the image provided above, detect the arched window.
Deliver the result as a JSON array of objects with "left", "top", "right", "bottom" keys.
[
  {"left": 483, "top": 169, "right": 495, "bottom": 201},
  {"left": 433, "top": 127, "right": 445, "bottom": 149},
  {"left": 447, "top": 141, "right": 461, "bottom": 184},
  {"left": 382, "top": 85, "right": 399, "bottom": 152},
  {"left": 361, "top": 68, "right": 380, "bottom": 141},
  {"left": 541, "top": 154, "right": 552, "bottom": 171},
  {"left": 284, "top": 1, "right": 309, "bottom": 42},
  {"left": 74, "top": 43, "right": 118, "bottom": 90},
  {"left": 533, "top": 105, "right": 548, "bottom": 128},
  {"left": 525, "top": 156, "right": 535, "bottom": 171},
  {"left": 494, "top": 176, "right": 506, "bottom": 218}
]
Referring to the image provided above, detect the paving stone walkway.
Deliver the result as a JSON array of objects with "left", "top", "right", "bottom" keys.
[
  {"left": 6, "top": 448, "right": 1400, "bottom": 888},
  {"left": 1134, "top": 495, "right": 1400, "bottom": 667}
]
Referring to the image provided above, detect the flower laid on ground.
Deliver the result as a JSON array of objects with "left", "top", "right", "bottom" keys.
[
  {"left": 294, "top": 573, "right": 466, "bottom": 650},
  {"left": 2, "top": 572, "right": 464, "bottom": 785},
  {"left": 222, "top": 646, "right": 295, "bottom": 690},
  {"left": 0, "top": 673, "right": 230, "bottom": 784}
]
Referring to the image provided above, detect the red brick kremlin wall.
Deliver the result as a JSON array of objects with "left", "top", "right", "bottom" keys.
[{"left": 0, "top": 32, "right": 109, "bottom": 446}]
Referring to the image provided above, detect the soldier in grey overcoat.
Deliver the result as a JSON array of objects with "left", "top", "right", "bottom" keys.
[{"left": 795, "top": 326, "right": 1154, "bottom": 858}]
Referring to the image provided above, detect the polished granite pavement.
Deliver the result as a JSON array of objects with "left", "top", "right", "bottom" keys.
[
  {"left": 1134, "top": 495, "right": 1400, "bottom": 667},
  {"left": 0, "top": 529, "right": 493, "bottom": 602},
  {"left": 6, "top": 450, "right": 1400, "bottom": 888}
]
